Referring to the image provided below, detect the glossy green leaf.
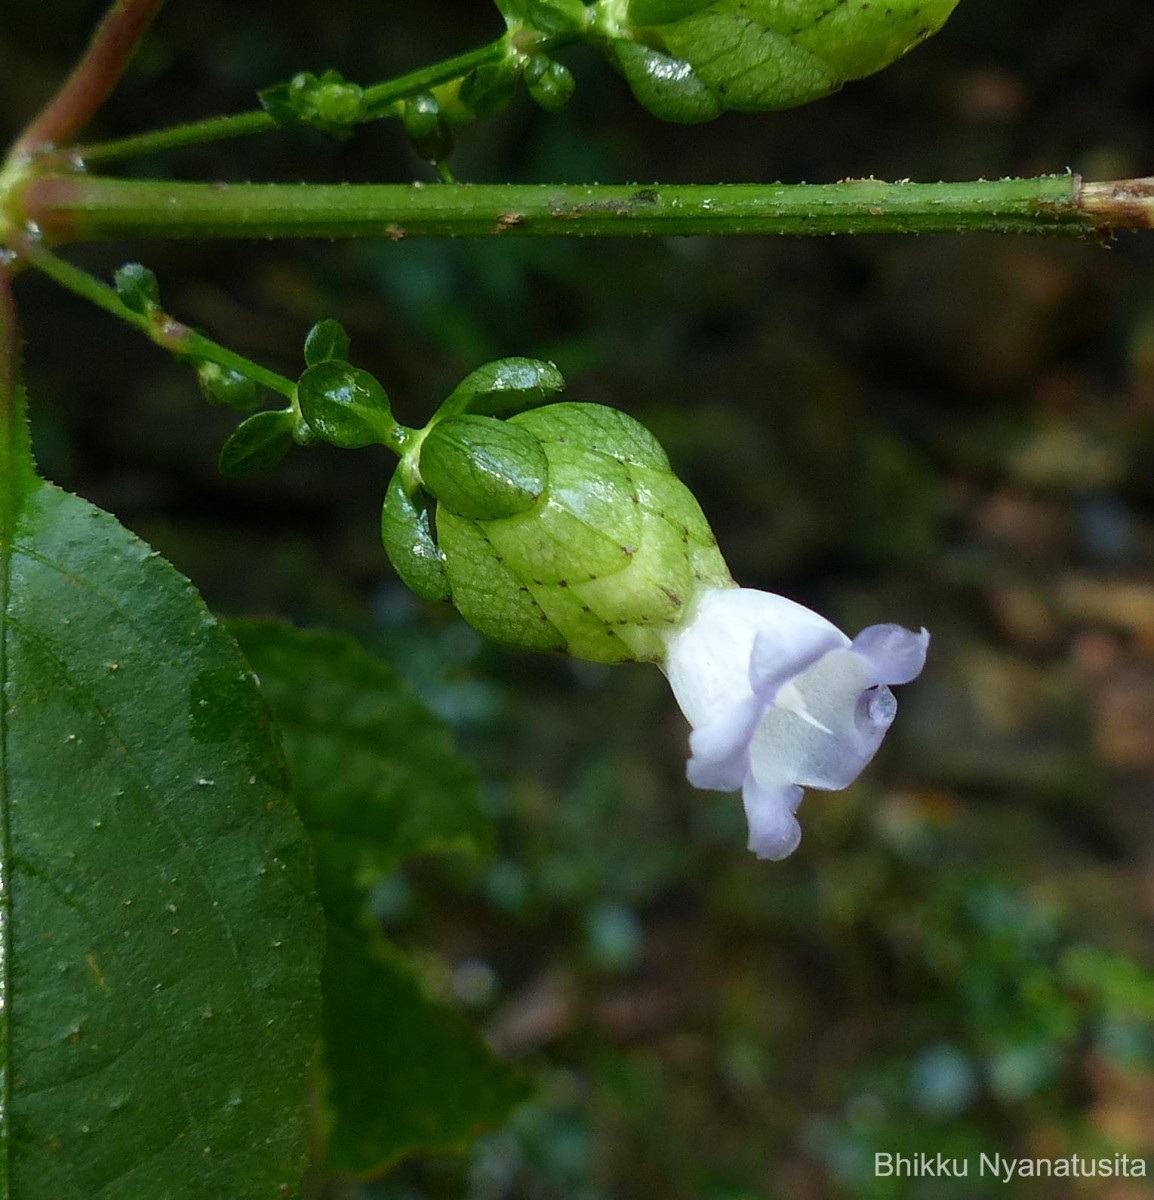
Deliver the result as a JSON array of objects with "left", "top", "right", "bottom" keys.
[
  {"left": 0, "top": 469, "right": 323, "bottom": 1194},
  {"left": 303, "top": 318, "right": 351, "bottom": 367},
  {"left": 296, "top": 361, "right": 393, "bottom": 449},
  {"left": 593, "top": 0, "right": 961, "bottom": 121},
  {"left": 439, "top": 357, "right": 566, "bottom": 420},
  {"left": 229, "top": 623, "right": 524, "bottom": 1174},
  {"left": 381, "top": 469, "right": 451, "bottom": 603},
  {"left": 419, "top": 414, "right": 548, "bottom": 520},
  {"left": 218, "top": 407, "right": 295, "bottom": 476}
]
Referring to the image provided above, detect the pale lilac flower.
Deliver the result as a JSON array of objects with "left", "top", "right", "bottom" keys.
[{"left": 664, "top": 588, "right": 929, "bottom": 860}]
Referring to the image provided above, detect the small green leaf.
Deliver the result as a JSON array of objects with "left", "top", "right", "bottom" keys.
[
  {"left": 499, "top": 0, "right": 591, "bottom": 36},
  {"left": 196, "top": 360, "right": 262, "bottom": 410},
  {"left": 381, "top": 470, "right": 451, "bottom": 603},
  {"left": 439, "top": 356, "right": 566, "bottom": 420},
  {"left": 419, "top": 414, "right": 548, "bottom": 520},
  {"left": 1, "top": 480, "right": 322, "bottom": 1197},
  {"left": 297, "top": 361, "right": 393, "bottom": 449},
  {"left": 458, "top": 59, "right": 522, "bottom": 119},
  {"left": 218, "top": 408, "right": 295, "bottom": 476},
  {"left": 257, "top": 81, "right": 297, "bottom": 127},
  {"left": 112, "top": 262, "right": 160, "bottom": 314},
  {"left": 230, "top": 622, "right": 524, "bottom": 1174},
  {"left": 303, "top": 318, "right": 351, "bottom": 367},
  {"left": 524, "top": 56, "right": 577, "bottom": 112}
]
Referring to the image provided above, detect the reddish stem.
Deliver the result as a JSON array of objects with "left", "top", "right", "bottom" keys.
[{"left": 13, "top": 0, "right": 168, "bottom": 157}]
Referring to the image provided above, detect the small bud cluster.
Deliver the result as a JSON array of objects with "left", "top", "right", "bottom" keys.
[{"left": 260, "top": 70, "right": 367, "bottom": 139}]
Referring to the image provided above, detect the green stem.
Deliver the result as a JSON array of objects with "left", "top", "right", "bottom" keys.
[
  {"left": 73, "top": 37, "right": 511, "bottom": 164},
  {"left": 20, "top": 174, "right": 1133, "bottom": 243},
  {"left": 18, "top": 242, "right": 296, "bottom": 399}
]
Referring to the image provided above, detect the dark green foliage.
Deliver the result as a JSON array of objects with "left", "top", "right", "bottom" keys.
[{"left": 230, "top": 623, "right": 526, "bottom": 1176}]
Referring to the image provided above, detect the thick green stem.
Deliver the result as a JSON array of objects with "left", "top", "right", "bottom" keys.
[
  {"left": 73, "top": 37, "right": 511, "bottom": 164},
  {"left": 18, "top": 242, "right": 296, "bottom": 399},
  {"left": 19, "top": 174, "right": 1128, "bottom": 243}
]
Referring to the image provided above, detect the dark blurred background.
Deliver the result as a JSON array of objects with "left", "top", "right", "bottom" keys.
[{"left": 3, "top": 2, "right": 1154, "bottom": 1196}]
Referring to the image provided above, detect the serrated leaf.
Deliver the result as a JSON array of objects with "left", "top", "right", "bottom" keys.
[
  {"left": 218, "top": 408, "right": 295, "bottom": 476},
  {"left": 297, "top": 361, "right": 392, "bottom": 450},
  {"left": 229, "top": 622, "right": 523, "bottom": 1174},
  {"left": 439, "top": 357, "right": 566, "bottom": 420},
  {"left": 0, "top": 445, "right": 322, "bottom": 1195}
]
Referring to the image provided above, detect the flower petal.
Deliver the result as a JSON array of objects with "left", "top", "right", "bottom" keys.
[
  {"left": 748, "top": 649, "right": 889, "bottom": 792},
  {"left": 749, "top": 623, "right": 845, "bottom": 702},
  {"left": 686, "top": 693, "right": 764, "bottom": 791},
  {"left": 664, "top": 587, "right": 846, "bottom": 729},
  {"left": 742, "top": 775, "right": 804, "bottom": 860},
  {"left": 850, "top": 624, "right": 930, "bottom": 686}
]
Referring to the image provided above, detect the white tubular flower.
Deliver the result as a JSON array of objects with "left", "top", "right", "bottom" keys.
[{"left": 663, "top": 588, "right": 929, "bottom": 861}]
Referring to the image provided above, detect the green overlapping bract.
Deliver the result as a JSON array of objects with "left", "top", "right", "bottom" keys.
[
  {"left": 381, "top": 363, "right": 731, "bottom": 664},
  {"left": 588, "top": 0, "right": 961, "bottom": 122}
]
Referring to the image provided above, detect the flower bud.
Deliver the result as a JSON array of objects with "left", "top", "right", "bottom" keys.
[
  {"left": 524, "top": 57, "right": 577, "bottom": 113},
  {"left": 402, "top": 401, "right": 731, "bottom": 663}
]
